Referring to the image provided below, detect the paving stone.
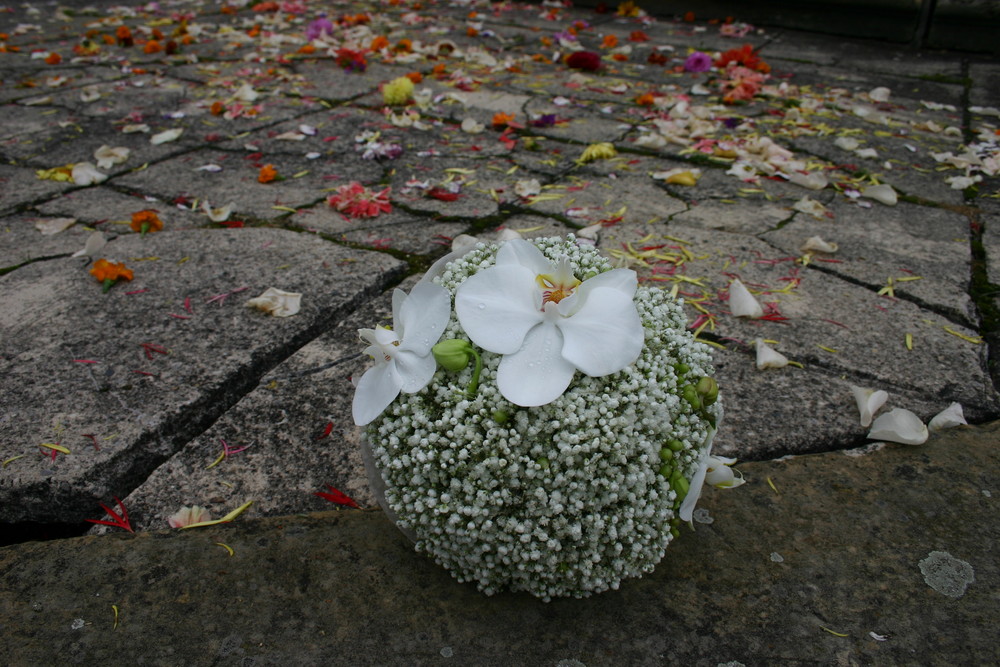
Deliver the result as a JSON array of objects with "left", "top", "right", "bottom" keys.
[
  {"left": 0, "top": 228, "right": 405, "bottom": 524},
  {"left": 0, "top": 163, "right": 77, "bottom": 215}
]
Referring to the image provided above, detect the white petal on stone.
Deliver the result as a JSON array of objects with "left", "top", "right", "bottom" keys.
[
  {"left": 122, "top": 123, "right": 150, "bottom": 134},
  {"left": 729, "top": 278, "right": 764, "bottom": 318},
  {"left": 513, "top": 178, "right": 541, "bottom": 198},
  {"left": 850, "top": 385, "right": 888, "bottom": 427},
  {"left": 80, "top": 87, "right": 101, "bottom": 103},
  {"left": 855, "top": 147, "right": 879, "bottom": 159},
  {"left": 928, "top": 402, "right": 966, "bottom": 431},
  {"left": 792, "top": 195, "right": 829, "bottom": 219},
  {"left": 232, "top": 82, "right": 259, "bottom": 102},
  {"left": 834, "top": 136, "right": 860, "bottom": 151},
  {"left": 783, "top": 170, "right": 828, "bottom": 190},
  {"left": 945, "top": 175, "right": 982, "bottom": 190},
  {"left": 245, "top": 287, "right": 302, "bottom": 317},
  {"left": 35, "top": 217, "right": 77, "bottom": 235},
  {"left": 201, "top": 200, "right": 233, "bottom": 222},
  {"left": 755, "top": 338, "right": 789, "bottom": 370},
  {"left": 461, "top": 117, "right": 484, "bottom": 134},
  {"left": 196, "top": 164, "right": 223, "bottom": 172},
  {"left": 93, "top": 145, "right": 130, "bottom": 170},
  {"left": 800, "top": 236, "right": 838, "bottom": 254},
  {"left": 298, "top": 124, "right": 317, "bottom": 136},
  {"left": 150, "top": 128, "right": 183, "bottom": 145},
  {"left": 690, "top": 83, "right": 711, "bottom": 95},
  {"left": 71, "top": 162, "right": 107, "bottom": 185},
  {"left": 71, "top": 231, "right": 106, "bottom": 257},
  {"left": 869, "top": 86, "right": 891, "bottom": 102},
  {"left": 577, "top": 223, "right": 601, "bottom": 240},
  {"left": 867, "top": 408, "right": 928, "bottom": 445},
  {"left": 861, "top": 183, "right": 897, "bottom": 206},
  {"left": 275, "top": 131, "right": 306, "bottom": 141}
]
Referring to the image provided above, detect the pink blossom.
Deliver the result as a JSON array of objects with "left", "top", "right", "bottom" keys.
[
  {"left": 327, "top": 182, "right": 392, "bottom": 218},
  {"left": 683, "top": 51, "right": 713, "bottom": 73},
  {"left": 720, "top": 64, "right": 767, "bottom": 104}
]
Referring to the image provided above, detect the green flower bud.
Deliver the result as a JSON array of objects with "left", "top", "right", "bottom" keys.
[
  {"left": 696, "top": 376, "right": 719, "bottom": 405},
  {"left": 658, "top": 463, "right": 673, "bottom": 477},
  {"left": 536, "top": 457, "right": 550, "bottom": 470},
  {"left": 493, "top": 410, "right": 509, "bottom": 425},
  {"left": 673, "top": 362, "right": 690, "bottom": 376},
  {"left": 673, "top": 475, "right": 690, "bottom": 500},
  {"left": 681, "top": 384, "right": 702, "bottom": 411},
  {"left": 433, "top": 339, "right": 474, "bottom": 372},
  {"left": 667, "top": 439, "right": 685, "bottom": 452},
  {"left": 658, "top": 447, "right": 674, "bottom": 462}
]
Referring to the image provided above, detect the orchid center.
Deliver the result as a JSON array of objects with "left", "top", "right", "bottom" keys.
[
  {"left": 361, "top": 325, "right": 401, "bottom": 363},
  {"left": 535, "top": 256, "right": 581, "bottom": 307}
]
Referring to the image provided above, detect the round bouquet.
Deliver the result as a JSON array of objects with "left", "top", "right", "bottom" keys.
[{"left": 352, "top": 235, "right": 739, "bottom": 599}]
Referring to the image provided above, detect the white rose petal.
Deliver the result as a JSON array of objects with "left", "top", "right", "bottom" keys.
[
  {"left": 461, "top": 117, "right": 485, "bottom": 134},
  {"left": 869, "top": 86, "right": 891, "bottom": 102},
  {"left": 246, "top": 287, "right": 302, "bottom": 318},
  {"left": 755, "top": 338, "right": 789, "bottom": 370},
  {"left": 93, "top": 145, "right": 130, "bottom": 170},
  {"left": 151, "top": 128, "right": 183, "bottom": 145},
  {"left": 71, "top": 162, "right": 107, "bottom": 185},
  {"left": 800, "top": 236, "right": 838, "bottom": 254},
  {"left": 861, "top": 183, "right": 897, "bottom": 206},
  {"left": 928, "top": 402, "right": 966, "bottom": 431},
  {"left": 35, "top": 217, "right": 77, "bottom": 235},
  {"left": 71, "top": 231, "right": 106, "bottom": 257},
  {"left": 850, "top": 385, "right": 888, "bottom": 427}
]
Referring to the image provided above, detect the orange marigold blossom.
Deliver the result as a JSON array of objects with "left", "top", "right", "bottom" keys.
[
  {"left": 298, "top": 44, "right": 316, "bottom": 54},
  {"left": 143, "top": 40, "right": 162, "bottom": 54},
  {"left": 611, "top": 53, "right": 628, "bottom": 62},
  {"left": 635, "top": 92, "right": 656, "bottom": 106},
  {"left": 629, "top": 30, "right": 649, "bottom": 42},
  {"left": 130, "top": 209, "right": 164, "bottom": 234},
  {"left": 258, "top": 164, "right": 279, "bottom": 183},
  {"left": 370, "top": 35, "right": 389, "bottom": 51},
  {"left": 600, "top": 34, "right": 618, "bottom": 49},
  {"left": 45, "top": 52, "right": 61, "bottom": 65},
  {"left": 90, "top": 259, "right": 134, "bottom": 292},
  {"left": 405, "top": 71, "right": 422, "bottom": 84},
  {"left": 491, "top": 112, "right": 515, "bottom": 128}
]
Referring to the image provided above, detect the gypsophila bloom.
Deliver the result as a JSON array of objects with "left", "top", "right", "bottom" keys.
[{"left": 364, "top": 236, "right": 723, "bottom": 599}]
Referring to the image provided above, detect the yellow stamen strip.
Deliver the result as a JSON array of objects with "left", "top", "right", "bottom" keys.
[
  {"left": 205, "top": 451, "right": 226, "bottom": 469},
  {"left": 40, "top": 443, "right": 70, "bottom": 454},
  {"left": 786, "top": 360, "right": 804, "bottom": 368},
  {"left": 272, "top": 205, "right": 297, "bottom": 212},
  {"left": 767, "top": 477, "right": 778, "bottom": 494},
  {"left": 215, "top": 542, "right": 235, "bottom": 556},
  {"left": 905, "top": 333, "right": 913, "bottom": 350},
  {"left": 179, "top": 500, "right": 253, "bottom": 529},
  {"left": 820, "top": 626, "right": 849, "bottom": 637},
  {"left": 112, "top": 605, "right": 119, "bottom": 630},
  {"left": 816, "top": 345, "right": 838, "bottom": 354},
  {"left": 3, "top": 455, "right": 25, "bottom": 467},
  {"left": 695, "top": 337, "right": 725, "bottom": 349},
  {"left": 943, "top": 327, "right": 982, "bottom": 344}
]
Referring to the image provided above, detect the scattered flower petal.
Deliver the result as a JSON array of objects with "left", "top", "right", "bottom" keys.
[
  {"left": 861, "top": 183, "right": 897, "bottom": 206},
  {"left": 850, "top": 385, "right": 888, "bottom": 427},
  {"left": 755, "top": 338, "right": 789, "bottom": 370},
  {"left": 72, "top": 231, "right": 106, "bottom": 257},
  {"left": 93, "top": 145, "right": 130, "bottom": 170},
  {"left": 168, "top": 505, "right": 212, "bottom": 528},
  {"left": 35, "top": 217, "right": 76, "bottom": 235},
  {"left": 868, "top": 408, "right": 928, "bottom": 445},
  {"left": 246, "top": 287, "right": 302, "bottom": 317},
  {"left": 792, "top": 195, "right": 829, "bottom": 219},
  {"left": 151, "top": 128, "right": 183, "bottom": 145},
  {"left": 800, "top": 236, "right": 838, "bottom": 254},
  {"left": 928, "top": 402, "right": 966, "bottom": 431},
  {"left": 71, "top": 162, "right": 107, "bottom": 185},
  {"left": 728, "top": 278, "right": 763, "bottom": 318}
]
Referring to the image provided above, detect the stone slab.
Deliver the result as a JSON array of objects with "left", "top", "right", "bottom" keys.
[
  {"left": 1, "top": 420, "right": 996, "bottom": 664},
  {"left": 0, "top": 228, "right": 405, "bottom": 524}
]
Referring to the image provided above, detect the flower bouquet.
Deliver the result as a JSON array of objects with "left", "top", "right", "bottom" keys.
[{"left": 352, "top": 235, "right": 739, "bottom": 599}]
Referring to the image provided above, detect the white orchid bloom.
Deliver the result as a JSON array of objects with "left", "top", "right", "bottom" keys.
[
  {"left": 867, "top": 408, "right": 928, "bottom": 445},
  {"left": 928, "top": 402, "right": 966, "bottom": 431},
  {"left": 352, "top": 282, "right": 451, "bottom": 425},
  {"left": 455, "top": 239, "right": 643, "bottom": 407},
  {"left": 93, "top": 145, "right": 130, "bottom": 170},
  {"left": 728, "top": 278, "right": 763, "bottom": 318},
  {"left": 850, "top": 385, "right": 888, "bottom": 427}
]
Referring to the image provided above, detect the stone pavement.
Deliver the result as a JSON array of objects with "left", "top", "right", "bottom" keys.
[{"left": 1, "top": 0, "right": 999, "bottom": 662}]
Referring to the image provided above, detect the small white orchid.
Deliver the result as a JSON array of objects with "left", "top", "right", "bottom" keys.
[
  {"left": 353, "top": 282, "right": 451, "bottom": 425},
  {"left": 929, "top": 402, "right": 966, "bottom": 431},
  {"left": 93, "top": 145, "right": 130, "bottom": 170},
  {"left": 679, "top": 430, "right": 744, "bottom": 523},
  {"left": 867, "top": 408, "right": 928, "bottom": 445},
  {"left": 754, "top": 338, "right": 789, "bottom": 370},
  {"left": 455, "top": 239, "right": 643, "bottom": 407},
  {"left": 850, "top": 385, "right": 888, "bottom": 427},
  {"left": 728, "top": 278, "right": 763, "bottom": 318}
]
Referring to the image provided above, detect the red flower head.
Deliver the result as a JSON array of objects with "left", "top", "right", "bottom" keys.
[{"left": 565, "top": 50, "right": 601, "bottom": 72}]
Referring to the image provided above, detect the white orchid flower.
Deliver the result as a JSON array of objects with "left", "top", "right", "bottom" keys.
[
  {"left": 754, "top": 338, "right": 788, "bottom": 370},
  {"left": 728, "top": 278, "right": 763, "bottom": 318},
  {"left": 928, "top": 402, "right": 966, "bottom": 431},
  {"left": 867, "top": 408, "right": 928, "bottom": 445},
  {"left": 352, "top": 282, "right": 451, "bottom": 425},
  {"left": 93, "top": 145, "right": 130, "bottom": 170},
  {"left": 850, "top": 385, "right": 888, "bottom": 427},
  {"left": 455, "top": 239, "right": 643, "bottom": 407},
  {"left": 71, "top": 162, "right": 107, "bottom": 185},
  {"left": 678, "top": 429, "right": 744, "bottom": 522}
]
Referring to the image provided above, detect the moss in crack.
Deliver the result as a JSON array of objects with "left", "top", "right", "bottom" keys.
[{"left": 969, "top": 220, "right": 1000, "bottom": 390}]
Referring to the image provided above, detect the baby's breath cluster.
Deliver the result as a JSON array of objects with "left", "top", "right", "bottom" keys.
[{"left": 368, "top": 236, "right": 719, "bottom": 599}]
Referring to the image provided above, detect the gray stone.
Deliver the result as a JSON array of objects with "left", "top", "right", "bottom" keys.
[
  {"left": 0, "top": 228, "right": 405, "bottom": 523},
  {"left": 1, "top": 420, "right": 997, "bottom": 664}
]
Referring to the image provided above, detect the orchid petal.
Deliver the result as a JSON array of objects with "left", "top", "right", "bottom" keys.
[
  {"left": 395, "top": 282, "right": 450, "bottom": 356},
  {"left": 496, "top": 318, "right": 576, "bottom": 406},
  {"left": 352, "top": 362, "right": 402, "bottom": 425},
  {"left": 928, "top": 402, "right": 966, "bottom": 431},
  {"left": 245, "top": 288, "right": 301, "bottom": 317},
  {"left": 71, "top": 162, "right": 107, "bottom": 186},
  {"left": 456, "top": 264, "right": 542, "bottom": 354},
  {"left": 705, "top": 457, "right": 745, "bottom": 488},
  {"left": 729, "top": 278, "right": 764, "bottom": 318},
  {"left": 71, "top": 231, "right": 105, "bottom": 257},
  {"left": 755, "top": 338, "right": 789, "bottom": 370},
  {"left": 867, "top": 408, "right": 928, "bottom": 445},
  {"left": 557, "top": 286, "right": 643, "bottom": 376},
  {"left": 800, "top": 236, "right": 838, "bottom": 254},
  {"left": 496, "top": 238, "right": 554, "bottom": 275},
  {"left": 850, "top": 385, "right": 888, "bottom": 427},
  {"left": 679, "top": 429, "right": 715, "bottom": 523},
  {"left": 861, "top": 183, "right": 897, "bottom": 206},
  {"left": 394, "top": 349, "right": 438, "bottom": 394}
]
